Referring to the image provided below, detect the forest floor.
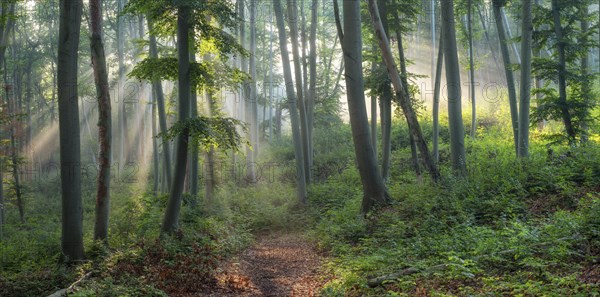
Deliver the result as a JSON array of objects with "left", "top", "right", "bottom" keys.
[{"left": 205, "top": 232, "right": 329, "bottom": 297}]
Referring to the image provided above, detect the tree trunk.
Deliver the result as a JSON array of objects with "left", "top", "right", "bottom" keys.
[
  {"left": 89, "top": 0, "right": 112, "bottom": 242},
  {"left": 370, "top": 60, "right": 377, "bottom": 153},
  {"left": 368, "top": 1, "right": 440, "bottom": 181},
  {"left": 287, "top": 0, "right": 311, "bottom": 185},
  {"left": 117, "top": 0, "right": 128, "bottom": 169},
  {"left": 468, "top": 0, "right": 476, "bottom": 138},
  {"left": 274, "top": 0, "right": 307, "bottom": 204},
  {"left": 307, "top": 0, "right": 317, "bottom": 173},
  {"left": 550, "top": 0, "right": 576, "bottom": 141},
  {"left": 492, "top": 0, "right": 519, "bottom": 155},
  {"left": 152, "top": 89, "right": 159, "bottom": 195},
  {"left": 441, "top": 0, "right": 466, "bottom": 174},
  {"left": 162, "top": 7, "right": 191, "bottom": 234},
  {"left": 190, "top": 39, "right": 199, "bottom": 205},
  {"left": 148, "top": 20, "right": 172, "bottom": 190},
  {"left": 340, "top": 0, "right": 391, "bottom": 213},
  {"left": 57, "top": 0, "right": 84, "bottom": 261},
  {"left": 395, "top": 12, "right": 421, "bottom": 178},
  {"left": 579, "top": 5, "right": 590, "bottom": 143},
  {"left": 518, "top": 0, "right": 532, "bottom": 157},
  {"left": 378, "top": 0, "right": 392, "bottom": 182},
  {"left": 433, "top": 30, "right": 443, "bottom": 164},
  {"left": 246, "top": 0, "right": 258, "bottom": 182},
  {"left": 0, "top": 2, "right": 16, "bottom": 226}
]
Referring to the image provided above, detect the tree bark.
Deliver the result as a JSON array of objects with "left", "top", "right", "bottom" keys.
[
  {"left": 287, "top": 0, "right": 311, "bottom": 185},
  {"left": 307, "top": 0, "right": 317, "bottom": 173},
  {"left": 467, "top": 0, "right": 476, "bottom": 138},
  {"left": 433, "top": 30, "right": 443, "bottom": 164},
  {"left": 341, "top": 0, "right": 391, "bottom": 213},
  {"left": 162, "top": 7, "right": 191, "bottom": 234},
  {"left": 0, "top": 2, "right": 16, "bottom": 226},
  {"left": 518, "top": 0, "right": 532, "bottom": 157},
  {"left": 57, "top": 0, "right": 84, "bottom": 261},
  {"left": 274, "top": 0, "right": 307, "bottom": 204},
  {"left": 148, "top": 20, "right": 172, "bottom": 190},
  {"left": 492, "top": 0, "right": 519, "bottom": 155},
  {"left": 378, "top": 0, "right": 392, "bottom": 182},
  {"left": 395, "top": 12, "right": 421, "bottom": 178},
  {"left": 89, "top": 0, "right": 112, "bottom": 242},
  {"left": 367, "top": 0, "right": 440, "bottom": 181},
  {"left": 551, "top": 0, "right": 576, "bottom": 140},
  {"left": 246, "top": 0, "right": 258, "bottom": 182},
  {"left": 441, "top": 0, "right": 466, "bottom": 174}
]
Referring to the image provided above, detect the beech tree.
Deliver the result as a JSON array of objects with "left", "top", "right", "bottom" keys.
[
  {"left": 336, "top": 0, "right": 390, "bottom": 213},
  {"left": 274, "top": 0, "right": 307, "bottom": 204},
  {"left": 57, "top": 0, "right": 84, "bottom": 261},
  {"left": 441, "top": 0, "right": 466, "bottom": 174}
]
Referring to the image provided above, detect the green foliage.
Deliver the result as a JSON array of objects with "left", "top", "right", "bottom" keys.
[
  {"left": 158, "top": 116, "right": 248, "bottom": 153},
  {"left": 305, "top": 121, "right": 600, "bottom": 296},
  {"left": 530, "top": 0, "right": 599, "bottom": 143},
  {"left": 128, "top": 57, "right": 247, "bottom": 94}
]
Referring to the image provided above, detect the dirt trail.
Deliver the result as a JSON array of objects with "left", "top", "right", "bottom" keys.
[{"left": 208, "top": 232, "right": 328, "bottom": 296}]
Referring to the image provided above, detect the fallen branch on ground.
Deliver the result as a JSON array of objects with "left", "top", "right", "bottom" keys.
[{"left": 46, "top": 272, "right": 92, "bottom": 297}]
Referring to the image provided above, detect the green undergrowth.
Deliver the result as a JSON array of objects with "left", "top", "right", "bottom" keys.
[
  {"left": 0, "top": 153, "right": 307, "bottom": 296},
  {"left": 304, "top": 123, "right": 600, "bottom": 296}
]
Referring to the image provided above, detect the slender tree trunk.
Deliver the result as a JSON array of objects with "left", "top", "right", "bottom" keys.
[
  {"left": 370, "top": 60, "right": 377, "bottom": 153},
  {"left": 162, "top": 7, "right": 191, "bottom": 234},
  {"left": 274, "top": 0, "right": 307, "bottom": 204},
  {"left": 190, "top": 39, "right": 199, "bottom": 205},
  {"left": 441, "top": 0, "right": 466, "bottom": 174},
  {"left": 433, "top": 31, "right": 443, "bottom": 164},
  {"left": 58, "top": 0, "right": 84, "bottom": 261},
  {"left": 492, "top": 0, "right": 519, "bottom": 155},
  {"left": 580, "top": 6, "right": 590, "bottom": 143},
  {"left": 0, "top": 2, "right": 15, "bottom": 226},
  {"left": 340, "top": 0, "right": 391, "bottom": 213},
  {"left": 468, "top": 0, "right": 476, "bottom": 138},
  {"left": 89, "top": 0, "right": 112, "bottom": 241},
  {"left": 378, "top": 0, "right": 392, "bottom": 182},
  {"left": 368, "top": 2, "right": 440, "bottom": 181},
  {"left": 148, "top": 20, "right": 172, "bottom": 190},
  {"left": 287, "top": 0, "right": 311, "bottom": 184},
  {"left": 307, "top": 0, "right": 317, "bottom": 173},
  {"left": 246, "top": 0, "right": 258, "bottom": 182},
  {"left": 395, "top": 12, "right": 421, "bottom": 177},
  {"left": 477, "top": 5, "right": 501, "bottom": 73},
  {"left": 550, "top": 0, "right": 576, "bottom": 141},
  {"left": 501, "top": 7, "right": 521, "bottom": 64},
  {"left": 518, "top": 0, "right": 532, "bottom": 157},
  {"left": 152, "top": 89, "right": 159, "bottom": 195},
  {"left": 117, "top": 0, "right": 128, "bottom": 169}
]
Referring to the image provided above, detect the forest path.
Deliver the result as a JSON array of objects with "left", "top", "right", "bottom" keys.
[{"left": 208, "top": 232, "right": 329, "bottom": 296}]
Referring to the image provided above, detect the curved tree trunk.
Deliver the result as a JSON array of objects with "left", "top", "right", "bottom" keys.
[
  {"left": 89, "top": 0, "right": 112, "bottom": 242},
  {"left": 367, "top": 0, "right": 440, "bottom": 181},
  {"left": 492, "top": 0, "right": 519, "bottom": 155},
  {"left": 395, "top": 12, "right": 421, "bottom": 178}
]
